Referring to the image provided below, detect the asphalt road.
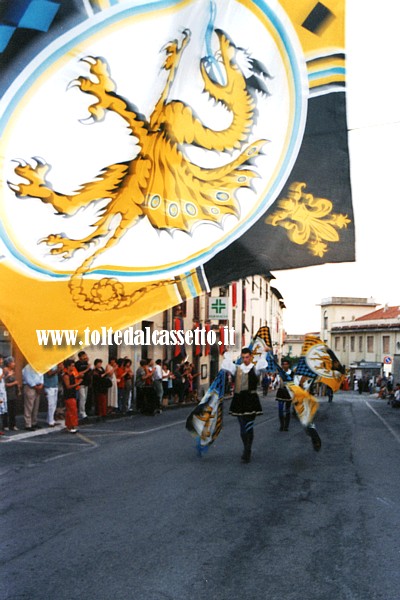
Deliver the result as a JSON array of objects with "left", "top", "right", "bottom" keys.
[{"left": 2, "top": 391, "right": 400, "bottom": 600}]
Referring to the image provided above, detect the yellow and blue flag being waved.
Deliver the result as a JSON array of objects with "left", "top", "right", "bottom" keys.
[
  {"left": 0, "top": 0, "right": 352, "bottom": 371},
  {"left": 186, "top": 369, "right": 226, "bottom": 457}
]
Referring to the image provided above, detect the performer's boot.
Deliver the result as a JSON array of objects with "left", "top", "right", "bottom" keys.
[
  {"left": 306, "top": 423, "right": 321, "bottom": 451},
  {"left": 283, "top": 414, "right": 290, "bottom": 431},
  {"left": 279, "top": 415, "right": 285, "bottom": 432}
]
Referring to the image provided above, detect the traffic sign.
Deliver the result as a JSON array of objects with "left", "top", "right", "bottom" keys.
[{"left": 383, "top": 356, "right": 392, "bottom": 365}]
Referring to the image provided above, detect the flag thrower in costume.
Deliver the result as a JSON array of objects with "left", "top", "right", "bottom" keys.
[
  {"left": 279, "top": 335, "right": 346, "bottom": 451},
  {"left": 186, "top": 326, "right": 272, "bottom": 458},
  {"left": 186, "top": 369, "right": 225, "bottom": 457},
  {"left": 277, "top": 363, "right": 321, "bottom": 452},
  {"left": 221, "top": 330, "right": 271, "bottom": 463}
]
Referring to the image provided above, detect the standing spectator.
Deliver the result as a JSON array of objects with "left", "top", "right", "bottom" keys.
[
  {"left": 116, "top": 359, "right": 126, "bottom": 413},
  {"left": 153, "top": 359, "right": 163, "bottom": 413},
  {"left": 4, "top": 356, "right": 20, "bottom": 431},
  {"left": 62, "top": 359, "right": 81, "bottom": 433},
  {"left": 161, "top": 362, "right": 172, "bottom": 407},
  {"left": 142, "top": 358, "right": 157, "bottom": 415},
  {"left": 387, "top": 373, "right": 394, "bottom": 394},
  {"left": 75, "top": 351, "right": 92, "bottom": 420},
  {"left": 123, "top": 359, "right": 133, "bottom": 413},
  {"left": 44, "top": 366, "right": 59, "bottom": 427},
  {"left": 173, "top": 361, "right": 184, "bottom": 404},
  {"left": 0, "top": 355, "right": 8, "bottom": 433},
  {"left": 105, "top": 358, "right": 118, "bottom": 414},
  {"left": 135, "top": 359, "right": 147, "bottom": 413},
  {"left": 144, "top": 358, "right": 154, "bottom": 385},
  {"left": 181, "top": 362, "right": 191, "bottom": 403},
  {"left": 22, "top": 363, "right": 44, "bottom": 431},
  {"left": 92, "top": 359, "right": 109, "bottom": 419},
  {"left": 173, "top": 364, "right": 183, "bottom": 404},
  {"left": 368, "top": 376, "right": 375, "bottom": 394},
  {"left": 187, "top": 363, "right": 200, "bottom": 403}
]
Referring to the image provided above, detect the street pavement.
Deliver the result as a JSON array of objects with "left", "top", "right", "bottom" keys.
[{"left": 2, "top": 391, "right": 400, "bottom": 600}]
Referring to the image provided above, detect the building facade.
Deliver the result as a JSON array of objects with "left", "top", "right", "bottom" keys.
[
  {"left": 282, "top": 333, "right": 305, "bottom": 361},
  {"left": 320, "top": 296, "right": 378, "bottom": 346},
  {"left": 321, "top": 301, "right": 400, "bottom": 381}
]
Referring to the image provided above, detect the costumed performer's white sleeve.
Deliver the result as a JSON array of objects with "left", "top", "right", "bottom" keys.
[
  {"left": 221, "top": 353, "right": 236, "bottom": 376},
  {"left": 254, "top": 354, "right": 269, "bottom": 375}
]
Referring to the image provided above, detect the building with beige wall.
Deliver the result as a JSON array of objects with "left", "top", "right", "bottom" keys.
[
  {"left": 328, "top": 305, "right": 400, "bottom": 380},
  {"left": 282, "top": 333, "right": 305, "bottom": 360},
  {"left": 320, "top": 297, "right": 378, "bottom": 346}
]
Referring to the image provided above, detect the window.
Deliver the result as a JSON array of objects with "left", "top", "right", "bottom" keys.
[
  {"left": 367, "top": 336, "right": 374, "bottom": 353},
  {"left": 350, "top": 336, "right": 355, "bottom": 352},
  {"left": 323, "top": 311, "right": 328, "bottom": 330},
  {"left": 383, "top": 335, "right": 390, "bottom": 354},
  {"left": 334, "top": 336, "right": 340, "bottom": 351},
  {"left": 342, "top": 336, "right": 346, "bottom": 351},
  {"left": 359, "top": 336, "right": 363, "bottom": 352}
]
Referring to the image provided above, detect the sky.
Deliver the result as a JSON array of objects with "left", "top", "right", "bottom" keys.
[{"left": 271, "top": 0, "right": 400, "bottom": 334}]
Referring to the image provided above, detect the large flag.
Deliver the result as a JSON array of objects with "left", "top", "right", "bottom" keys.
[
  {"left": 0, "top": 0, "right": 352, "bottom": 370},
  {"left": 281, "top": 334, "right": 346, "bottom": 427},
  {"left": 300, "top": 334, "right": 346, "bottom": 393},
  {"left": 204, "top": 0, "right": 354, "bottom": 285}
]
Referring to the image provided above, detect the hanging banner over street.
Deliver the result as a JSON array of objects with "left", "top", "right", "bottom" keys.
[{"left": 0, "top": 0, "right": 353, "bottom": 370}]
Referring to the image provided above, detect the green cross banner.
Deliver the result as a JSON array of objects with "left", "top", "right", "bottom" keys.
[{"left": 209, "top": 298, "right": 229, "bottom": 320}]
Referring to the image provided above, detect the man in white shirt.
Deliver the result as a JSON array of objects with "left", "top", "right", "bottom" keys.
[
  {"left": 22, "top": 364, "right": 44, "bottom": 431},
  {"left": 222, "top": 347, "right": 267, "bottom": 463},
  {"left": 153, "top": 359, "right": 163, "bottom": 414}
]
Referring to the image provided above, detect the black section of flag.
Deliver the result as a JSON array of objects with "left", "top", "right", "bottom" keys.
[
  {"left": 204, "top": 92, "right": 354, "bottom": 286},
  {"left": 302, "top": 2, "right": 334, "bottom": 34}
]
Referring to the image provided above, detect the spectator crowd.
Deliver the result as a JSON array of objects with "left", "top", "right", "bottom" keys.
[{"left": 0, "top": 353, "right": 200, "bottom": 435}]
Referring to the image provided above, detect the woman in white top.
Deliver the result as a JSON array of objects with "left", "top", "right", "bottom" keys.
[{"left": 105, "top": 358, "right": 118, "bottom": 412}]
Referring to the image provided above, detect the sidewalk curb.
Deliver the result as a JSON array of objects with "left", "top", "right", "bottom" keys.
[{"left": 1, "top": 400, "right": 203, "bottom": 442}]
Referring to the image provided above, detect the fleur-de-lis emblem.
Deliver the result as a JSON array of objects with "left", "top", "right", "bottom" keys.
[{"left": 265, "top": 182, "right": 351, "bottom": 257}]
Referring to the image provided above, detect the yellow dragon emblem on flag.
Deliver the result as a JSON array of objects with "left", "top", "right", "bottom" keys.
[{"left": 9, "top": 28, "right": 270, "bottom": 310}]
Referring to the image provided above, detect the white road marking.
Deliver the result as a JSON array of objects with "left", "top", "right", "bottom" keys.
[
  {"left": 76, "top": 419, "right": 188, "bottom": 436},
  {"left": 2, "top": 423, "right": 65, "bottom": 443}
]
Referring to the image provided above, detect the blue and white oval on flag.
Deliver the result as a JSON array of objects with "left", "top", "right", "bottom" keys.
[{"left": 0, "top": 0, "right": 307, "bottom": 283}]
